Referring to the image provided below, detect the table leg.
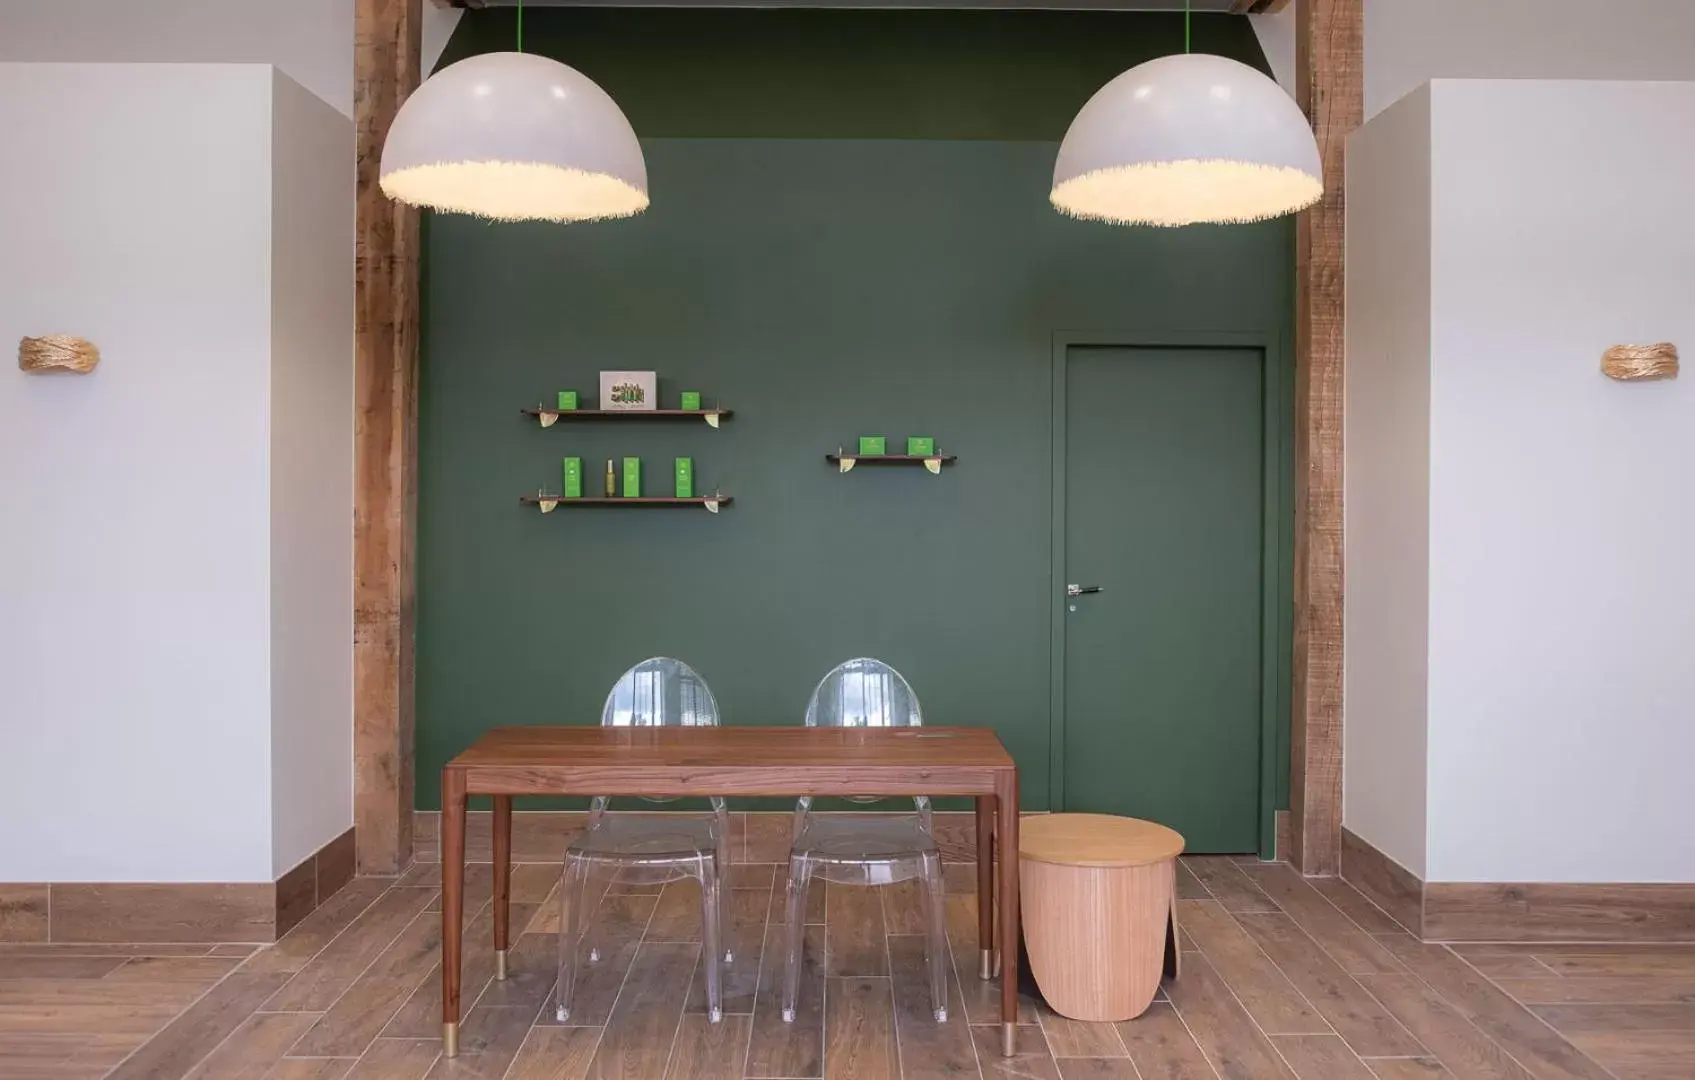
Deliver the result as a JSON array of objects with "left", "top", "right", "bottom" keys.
[
  {"left": 441, "top": 769, "right": 467, "bottom": 1058},
  {"left": 975, "top": 795, "right": 995, "bottom": 981},
  {"left": 996, "top": 772, "right": 1020, "bottom": 1057},
  {"left": 1166, "top": 876, "right": 1181, "bottom": 981},
  {"left": 492, "top": 794, "right": 512, "bottom": 981}
]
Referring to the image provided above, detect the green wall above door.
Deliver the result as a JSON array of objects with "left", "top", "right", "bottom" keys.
[
  {"left": 437, "top": 8, "right": 1273, "bottom": 140},
  {"left": 417, "top": 9, "right": 1293, "bottom": 814}
]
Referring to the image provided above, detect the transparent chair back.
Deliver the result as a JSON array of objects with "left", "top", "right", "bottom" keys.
[
  {"left": 782, "top": 658, "right": 950, "bottom": 1022},
  {"left": 556, "top": 658, "right": 731, "bottom": 1024}
]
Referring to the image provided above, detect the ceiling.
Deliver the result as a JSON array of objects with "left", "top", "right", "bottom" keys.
[{"left": 449, "top": 1, "right": 1249, "bottom": 10}]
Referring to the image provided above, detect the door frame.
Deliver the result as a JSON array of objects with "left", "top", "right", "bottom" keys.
[{"left": 1049, "top": 330, "right": 1292, "bottom": 858}]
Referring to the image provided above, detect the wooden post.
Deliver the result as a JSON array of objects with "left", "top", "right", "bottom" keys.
[
  {"left": 1290, "top": 0, "right": 1360, "bottom": 877},
  {"left": 354, "top": 0, "right": 422, "bottom": 875}
]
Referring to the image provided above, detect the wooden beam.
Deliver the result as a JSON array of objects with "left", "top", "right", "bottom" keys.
[
  {"left": 354, "top": 0, "right": 423, "bottom": 875},
  {"left": 1290, "top": 0, "right": 1360, "bottom": 877}
]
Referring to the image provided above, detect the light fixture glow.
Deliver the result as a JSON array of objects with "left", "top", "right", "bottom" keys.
[
  {"left": 380, "top": 52, "right": 647, "bottom": 224},
  {"left": 1051, "top": 54, "right": 1322, "bottom": 227}
]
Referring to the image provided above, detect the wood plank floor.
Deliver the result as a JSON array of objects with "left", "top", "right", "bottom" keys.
[{"left": 1, "top": 857, "right": 1685, "bottom": 1079}]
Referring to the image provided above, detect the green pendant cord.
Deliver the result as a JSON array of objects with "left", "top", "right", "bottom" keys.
[
  {"left": 1185, "top": 0, "right": 1192, "bottom": 53},
  {"left": 517, "top": 0, "right": 524, "bottom": 53}
]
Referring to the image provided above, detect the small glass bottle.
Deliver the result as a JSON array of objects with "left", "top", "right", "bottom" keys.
[{"left": 604, "top": 458, "right": 617, "bottom": 497}]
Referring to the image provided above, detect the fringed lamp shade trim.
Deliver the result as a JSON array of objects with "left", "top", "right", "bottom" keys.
[
  {"left": 1051, "top": 159, "right": 1323, "bottom": 227},
  {"left": 19, "top": 335, "right": 99, "bottom": 374},
  {"left": 380, "top": 161, "right": 648, "bottom": 224},
  {"left": 1602, "top": 343, "right": 1678, "bottom": 382}
]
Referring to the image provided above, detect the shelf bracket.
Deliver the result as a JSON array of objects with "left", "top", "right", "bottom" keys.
[
  {"left": 538, "top": 412, "right": 559, "bottom": 429},
  {"left": 924, "top": 457, "right": 943, "bottom": 475},
  {"left": 537, "top": 498, "right": 559, "bottom": 514},
  {"left": 838, "top": 456, "right": 857, "bottom": 474},
  {"left": 703, "top": 498, "right": 722, "bottom": 514},
  {"left": 704, "top": 412, "right": 721, "bottom": 429}
]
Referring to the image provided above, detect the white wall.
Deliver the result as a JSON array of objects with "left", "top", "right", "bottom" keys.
[
  {"left": 1367, "top": 1, "right": 1695, "bottom": 118},
  {"left": 0, "top": 63, "right": 354, "bottom": 883},
  {"left": 422, "top": 6, "right": 463, "bottom": 78},
  {"left": 269, "top": 71, "right": 355, "bottom": 880},
  {"left": 1342, "top": 84, "right": 1431, "bottom": 880},
  {"left": 0, "top": 0, "right": 464, "bottom": 117},
  {"left": 1247, "top": 10, "right": 1296, "bottom": 95},
  {"left": 0, "top": 0, "right": 448, "bottom": 883},
  {"left": 1248, "top": 1, "right": 1695, "bottom": 118},
  {"left": 1424, "top": 80, "right": 1695, "bottom": 884},
  {"left": 1345, "top": 79, "right": 1695, "bottom": 885},
  {"left": 0, "top": 63, "right": 277, "bottom": 882}
]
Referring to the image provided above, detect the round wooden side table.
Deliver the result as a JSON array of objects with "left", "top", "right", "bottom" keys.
[{"left": 1019, "top": 813, "right": 1185, "bottom": 1022}]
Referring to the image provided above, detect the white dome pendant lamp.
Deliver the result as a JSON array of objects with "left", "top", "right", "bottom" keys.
[
  {"left": 380, "top": 0, "right": 647, "bottom": 223},
  {"left": 1051, "top": 2, "right": 1321, "bottom": 227}
]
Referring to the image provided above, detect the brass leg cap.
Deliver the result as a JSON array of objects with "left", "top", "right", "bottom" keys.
[
  {"left": 1001, "top": 1022, "right": 1018, "bottom": 1057},
  {"left": 978, "top": 948, "right": 994, "bottom": 981},
  {"left": 442, "top": 1021, "right": 460, "bottom": 1058},
  {"left": 495, "top": 949, "right": 509, "bottom": 981}
]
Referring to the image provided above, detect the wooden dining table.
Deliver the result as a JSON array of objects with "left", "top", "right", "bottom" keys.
[{"left": 439, "top": 725, "right": 1022, "bottom": 1057}]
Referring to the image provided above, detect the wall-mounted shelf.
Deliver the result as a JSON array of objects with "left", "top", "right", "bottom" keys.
[
  {"left": 520, "top": 494, "right": 731, "bottom": 514},
  {"left": 826, "top": 453, "right": 956, "bottom": 475},
  {"left": 523, "top": 407, "right": 733, "bottom": 429}
]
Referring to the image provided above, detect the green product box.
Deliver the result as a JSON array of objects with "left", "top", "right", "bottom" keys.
[
  {"left": 906, "top": 436, "right": 935, "bottom": 457},
  {"left": 675, "top": 457, "right": 694, "bottom": 498},
  {"left": 622, "top": 457, "right": 641, "bottom": 498},
  {"left": 858, "top": 435, "right": 887, "bottom": 457},
  {"left": 556, "top": 390, "right": 578, "bottom": 410},
  {"left": 562, "top": 456, "right": 583, "bottom": 498},
  {"left": 680, "top": 391, "right": 702, "bottom": 411}
]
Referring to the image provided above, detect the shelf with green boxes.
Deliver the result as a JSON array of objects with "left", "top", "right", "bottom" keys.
[
  {"left": 534, "top": 457, "right": 727, "bottom": 511},
  {"left": 520, "top": 494, "right": 731, "bottom": 514},
  {"left": 827, "top": 435, "right": 955, "bottom": 475},
  {"left": 530, "top": 410, "right": 730, "bottom": 512},
  {"left": 826, "top": 453, "right": 956, "bottom": 475},
  {"left": 521, "top": 407, "right": 733, "bottom": 429}
]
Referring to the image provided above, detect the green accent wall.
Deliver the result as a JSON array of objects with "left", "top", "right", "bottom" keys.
[{"left": 418, "top": 8, "right": 1294, "bottom": 817}]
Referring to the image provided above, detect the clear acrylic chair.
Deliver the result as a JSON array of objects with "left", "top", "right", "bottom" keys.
[
  {"left": 781, "top": 658, "right": 949, "bottom": 1023},
  {"left": 555, "top": 657, "right": 731, "bottom": 1024}
]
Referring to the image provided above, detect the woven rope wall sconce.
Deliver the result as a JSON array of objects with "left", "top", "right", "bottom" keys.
[
  {"left": 19, "top": 335, "right": 100, "bottom": 374},
  {"left": 1601, "top": 343, "right": 1678, "bottom": 382}
]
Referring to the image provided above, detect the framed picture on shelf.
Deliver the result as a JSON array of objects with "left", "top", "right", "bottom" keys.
[{"left": 599, "top": 370, "right": 657, "bottom": 411}]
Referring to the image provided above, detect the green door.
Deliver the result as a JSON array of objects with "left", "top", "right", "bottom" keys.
[{"left": 1060, "top": 344, "right": 1266, "bottom": 853}]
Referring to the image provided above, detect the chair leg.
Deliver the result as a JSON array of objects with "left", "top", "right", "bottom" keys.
[
  {"left": 714, "top": 803, "right": 734, "bottom": 962},
  {"left": 698, "top": 854, "right": 724, "bottom": 1023},
  {"left": 780, "top": 854, "right": 815, "bottom": 1023},
  {"left": 920, "top": 851, "right": 949, "bottom": 1022},
  {"left": 554, "top": 855, "right": 595, "bottom": 1023}
]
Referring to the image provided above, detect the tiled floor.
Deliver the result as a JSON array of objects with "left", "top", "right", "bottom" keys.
[{"left": 1, "top": 857, "right": 1689, "bottom": 1079}]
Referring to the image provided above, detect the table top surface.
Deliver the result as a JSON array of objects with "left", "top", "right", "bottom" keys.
[
  {"left": 1019, "top": 813, "right": 1185, "bottom": 867},
  {"left": 448, "top": 725, "right": 1015, "bottom": 771}
]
